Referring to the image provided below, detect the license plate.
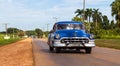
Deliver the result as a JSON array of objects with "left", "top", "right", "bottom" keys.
[{"left": 68, "top": 44, "right": 80, "bottom": 46}]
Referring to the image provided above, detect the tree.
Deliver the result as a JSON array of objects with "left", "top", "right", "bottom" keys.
[
  {"left": 35, "top": 28, "right": 43, "bottom": 38},
  {"left": 7, "top": 28, "right": 19, "bottom": 34},
  {"left": 18, "top": 30, "right": 25, "bottom": 38},
  {"left": 102, "top": 15, "right": 110, "bottom": 30},
  {"left": 72, "top": 16, "right": 82, "bottom": 22},
  {"left": 85, "top": 8, "right": 93, "bottom": 33},
  {"left": 110, "top": 20, "right": 115, "bottom": 29},
  {"left": 44, "top": 31, "right": 49, "bottom": 37},
  {"left": 26, "top": 30, "right": 36, "bottom": 37},
  {"left": 92, "top": 9, "right": 102, "bottom": 28},
  {"left": 75, "top": 9, "right": 83, "bottom": 18},
  {"left": 85, "top": 8, "right": 92, "bottom": 22},
  {"left": 74, "top": 8, "right": 103, "bottom": 33},
  {"left": 111, "top": 0, "right": 120, "bottom": 28}
]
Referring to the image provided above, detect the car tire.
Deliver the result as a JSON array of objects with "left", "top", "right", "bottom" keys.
[
  {"left": 55, "top": 47, "right": 61, "bottom": 53},
  {"left": 49, "top": 46, "right": 54, "bottom": 51},
  {"left": 85, "top": 47, "right": 92, "bottom": 54}
]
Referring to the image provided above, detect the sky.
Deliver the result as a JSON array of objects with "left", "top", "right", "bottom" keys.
[{"left": 0, "top": 0, "right": 114, "bottom": 32}]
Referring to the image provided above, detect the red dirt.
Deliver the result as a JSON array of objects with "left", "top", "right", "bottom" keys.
[{"left": 0, "top": 38, "right": 34, "bottom": 66}]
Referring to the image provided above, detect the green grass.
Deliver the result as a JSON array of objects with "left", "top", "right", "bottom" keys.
[
  {"left": 0, "top": 34, "right": 24, "bottom": 46},
  {"left": 95, "top": 39, "right": 120, "bottom": 50},
  {"left": 0, "top": 33, "right": 26, "bottom": 47},
  {"left": 0, "top": 38, "right": 24, "bottom": 46},
  {"left": 95, "top": 35, "right": 120, "bottom": 39}
]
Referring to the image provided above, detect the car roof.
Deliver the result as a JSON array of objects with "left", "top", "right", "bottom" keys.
[{"left": 55, "top": 21, "right": 83, "bottom": 24}]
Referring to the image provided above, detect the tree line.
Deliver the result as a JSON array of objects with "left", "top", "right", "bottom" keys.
[
  {"left": 1, "top": 0, "right": 119, "bottom": 39},
  {"left": 26, "top": 29, "right": 49, "bottom": 38},
  {"left": 0, "top": 28, "right": 47, "bottom": 38},
  {"left": 72, "top": 0, "right": 120, "bottom": 39}
]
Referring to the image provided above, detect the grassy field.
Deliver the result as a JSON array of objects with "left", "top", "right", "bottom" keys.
[
  {"left": 0, "top": 38, "right": 23, "bottom": 46},
  {"left": 0, "top": 34, "right": 24, "bottom": 46},
  {"left": 95, "top": 39, "right": 120, "bottom": 50}
]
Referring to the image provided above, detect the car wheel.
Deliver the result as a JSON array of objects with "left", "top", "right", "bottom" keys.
[
  {"left": 49, "top": 46, "right": 54, "bottom": 51},
  {"left": 85, "top": 47, "right": 92, "bottom": 54},
  {"left": 55, "top": 47, "right": 61, "bottom": 53}
]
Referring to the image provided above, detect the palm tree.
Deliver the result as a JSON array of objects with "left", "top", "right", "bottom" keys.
[
  {"left": 72, "top": 17, "right": 83, "bottom": 22},
  {"left": 102, "top": 15, "right": 110, "bottom": 30},
  {"left": 110, "top": 20, "right": 115, "bottom": 29},
  {"left": 92, "top": 9, "right": 102, "bottom": 28},
  {"left": 75, "top": 9, "right": 83, "bottom": 18},
  {"left": 85, "top": 9, "right": 89, "bottom": 22},
  {"left": 111, "top": 0, "right": 120, "bottom": 28},
  {"left": 87, "top": 8, "right": 92, "bottom": 23},
  {"left": 85, "top": 9, "right": 92, "bottom": 21},
  {"left": 85, "top": 8, "right": 93, "bottom": 33}
]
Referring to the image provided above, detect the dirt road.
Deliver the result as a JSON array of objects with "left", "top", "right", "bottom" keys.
[
  {"left": 0, "top": 38, "right": 34, "bottom": 66},
  {"left": 32, "top": 38, "right": 120, "bottom": 66}
]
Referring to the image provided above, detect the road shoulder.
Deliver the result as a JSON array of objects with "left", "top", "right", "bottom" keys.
[{"left": 0, "top": 38, "right": 34, "bottom": 66}]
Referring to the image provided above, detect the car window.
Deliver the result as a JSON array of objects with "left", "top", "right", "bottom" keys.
[{"left": 56, "top": 24, "right": 85, "bottom": 30}]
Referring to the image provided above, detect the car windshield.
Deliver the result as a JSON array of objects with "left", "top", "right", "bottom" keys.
[{"left": 57, "top": 24, "right": 85, "bottom": 30}]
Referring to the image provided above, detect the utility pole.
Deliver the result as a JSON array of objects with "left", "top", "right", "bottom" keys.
[
  {"left": 83, "top": 0, "right": 90, "bottom": 33},
  {"left": 3, "top": 23, "right": 8, "bottom": 37},
  {"left": 46, "top": 23, "right": 49, "bottom": 31},
  {"left": 13, "top": 28, "right": 15, "bottom": 38},
  {"left": 83, "top": 0, "right": 85, "bottom": 22},
  {"left": 3, "top": 23, "right": 10, "bottom": 39}
]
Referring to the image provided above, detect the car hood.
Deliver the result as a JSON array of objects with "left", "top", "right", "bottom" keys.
[{"left": 55, "top": 30, "right": 87, "bottom": 37}]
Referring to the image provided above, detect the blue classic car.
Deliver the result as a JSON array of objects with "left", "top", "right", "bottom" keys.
[{"left": 47, "top": 21, "right": 95, "bottom": 53}]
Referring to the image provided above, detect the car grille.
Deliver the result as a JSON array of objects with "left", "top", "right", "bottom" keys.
[{"left": 60, "top": 37, "right": 89, "bottom": 44}]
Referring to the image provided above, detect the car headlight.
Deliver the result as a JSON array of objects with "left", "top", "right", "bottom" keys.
[
  {"left": 55, "top": 34, "right": 60, "bottom": 39},
  {"left": 90, "top": 34, "right": 94, "bottom": 39}
]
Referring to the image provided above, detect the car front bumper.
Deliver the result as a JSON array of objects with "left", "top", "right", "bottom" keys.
[{"left": 52, "top": 40, "right": 95, "bottom": 47}]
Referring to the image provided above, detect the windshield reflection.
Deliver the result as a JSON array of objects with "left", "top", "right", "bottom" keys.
[{"left": 57, "top": 24, "right": 85, "bottom": 30}]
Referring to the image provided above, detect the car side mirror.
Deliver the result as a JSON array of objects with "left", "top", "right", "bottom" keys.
[{"left": 49, "top": 30, "right": 54, "bottom": 33}]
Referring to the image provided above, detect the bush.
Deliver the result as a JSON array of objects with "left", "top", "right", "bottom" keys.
[{"left": 91, "top": 29, "right": 120, "bottom": 39}]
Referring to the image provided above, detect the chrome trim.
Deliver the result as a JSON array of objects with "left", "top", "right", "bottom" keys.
[
  {"left": 59, "top": 37, "right": 90, "bottom": 44},
  {"left": 59, "top": 37, "right": 89, "bottom": 40},
  {"left": 53, "top": 43, "right": 95, "bottom": 47},
  {"left": 53, "top": 39, "right": 95, "bottom": 47}
]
